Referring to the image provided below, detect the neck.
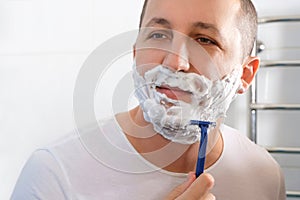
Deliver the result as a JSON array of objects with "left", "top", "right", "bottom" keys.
[{"left": 116, "top": 106, "right": 224, "bottom": 173}]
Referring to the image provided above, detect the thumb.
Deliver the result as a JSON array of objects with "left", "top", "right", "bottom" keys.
[{"left": 165, "top": 172, "right": 196, "bottom": 200}]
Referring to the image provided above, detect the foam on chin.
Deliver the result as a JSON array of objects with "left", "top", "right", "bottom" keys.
[{"left": 133, "top": 64, "right": 242, "bottom": 144}]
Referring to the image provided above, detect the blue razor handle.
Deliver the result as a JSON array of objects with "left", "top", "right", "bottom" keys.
[{"left": 190, "top": 120, "right": 216, "bottom": 177}]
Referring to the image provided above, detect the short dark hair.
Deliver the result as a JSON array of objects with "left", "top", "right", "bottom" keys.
[
  {"left": 237, "top": 0, "right": 258, "bottom": 56},
  {"left": 139, "top": 0, "right": 258, "bottom": 57}
]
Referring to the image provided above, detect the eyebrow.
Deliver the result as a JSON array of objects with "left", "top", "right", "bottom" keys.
[
  {"left": 144, "top": 17, "right": 172, "bottom": 29},
  {"left": 145, "top": 17, "right": 220, "bottom": 33},
  {"left": 192, "top": 21, "right": 220, "bottom": 35}
]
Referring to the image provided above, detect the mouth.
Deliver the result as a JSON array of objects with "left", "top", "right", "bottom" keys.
[{"left": 156, "top": 85, "right": 192, "bottom": 100}]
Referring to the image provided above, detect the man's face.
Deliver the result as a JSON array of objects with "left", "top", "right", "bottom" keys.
[
  {"left": 135, "top": 0, "right": 243, "bottom": 81},
  {"left": 132, "top": 0, "right": 247, "bottom": 144}
]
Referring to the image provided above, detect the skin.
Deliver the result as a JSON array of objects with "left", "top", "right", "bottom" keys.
[{"left": 116, "top": 0, "right": 260, "bottom": 199}]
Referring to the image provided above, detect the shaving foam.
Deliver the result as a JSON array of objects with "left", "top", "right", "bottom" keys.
[{"left": 133, "top": 63, "right": 242, "bottom": 144}]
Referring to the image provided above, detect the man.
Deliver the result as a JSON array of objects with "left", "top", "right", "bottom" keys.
[{"left": 12, "top": 0, "right": 286, "bottom": 199}]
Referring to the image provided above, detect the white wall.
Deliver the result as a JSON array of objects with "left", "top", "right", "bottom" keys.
[
  {"left": 0, "top": 1, "right": 142, "bottom": 199},
  {"left": 1, "top": 0, "right": 300, "bottom": 199}
]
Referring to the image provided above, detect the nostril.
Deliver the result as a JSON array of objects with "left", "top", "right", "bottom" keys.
[
  {"left": 177, "top": 62, "right": 190, "bottom": 72},
  {"left": 162, "top": 50, "right": 190, "bottom": 72}
]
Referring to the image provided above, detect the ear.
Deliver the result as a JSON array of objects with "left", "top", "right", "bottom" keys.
[{"left": 238, "top": 56, "right": 260, "bottom": 94}]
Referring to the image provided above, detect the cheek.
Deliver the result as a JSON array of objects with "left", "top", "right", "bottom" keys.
[
  {"left": 213, "top": 29, "right": 243, "bottom": 75},
  {"left": 208, "top": 52, "right": 242, "bottom": 79},
  {"left": 202, "top": 52, "right": 228, "bottom": 78},
  {"left": 135, "top": 49, "right": 166, "bottom": 67}
]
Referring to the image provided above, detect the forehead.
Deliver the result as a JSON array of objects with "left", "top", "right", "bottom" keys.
[{"left": 142, "top": 0, "right": 240, "bottom": 33}]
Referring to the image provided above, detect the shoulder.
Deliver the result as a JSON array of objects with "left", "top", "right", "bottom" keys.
[
  {"left": 11, "top": 117, "right": 117, "bottom": 200},
  {"left": 11, "top": 148, "right": 72, "bottom": 199},
  {"left": 10, "top": 124, "right": 92, "bottom": 199},
  {"left": 208, "top": 124, "right": 286, "bottom": 199},
  {"left": 220, "top": 124, "right": 286, "bottom": 198},
  {"left": 221, "top": 124, "right": 284, "bottom": 179}
]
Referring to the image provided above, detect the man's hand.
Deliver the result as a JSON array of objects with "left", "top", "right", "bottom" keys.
[{"left": 165, "top": 172, "right": 215, "bottom": 200}]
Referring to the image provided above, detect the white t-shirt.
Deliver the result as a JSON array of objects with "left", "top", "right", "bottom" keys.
[{"left": 11, "top": 118, "right": 286, "bottom": 200}]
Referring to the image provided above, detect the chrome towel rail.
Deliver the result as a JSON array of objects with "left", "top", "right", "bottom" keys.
[
  {"left": 259, "top": 16, "right": 300, "bottom": 24},
  {"left": 266, "top": 147, "right": 300, "bottom": 154},
  {"left": 260, "top": 60, "right": 300, "bottom": 67},
  {"left": 287, "top": 191, "right": 300, "bottom": 198},
  {"left": 250, "top": 103, "right": 300, "bottom": 110}
]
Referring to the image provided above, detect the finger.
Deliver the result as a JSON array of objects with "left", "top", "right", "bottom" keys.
[
  {"left": 180, "top": 173, "right": 215, "bottom": 200},
  {"left": 165, "top": 172, "right": 196, "bottom": 200}
]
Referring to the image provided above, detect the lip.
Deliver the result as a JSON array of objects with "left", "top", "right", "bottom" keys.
[{"left": 156, "top": 85, "right": 191, "bottom": 100}]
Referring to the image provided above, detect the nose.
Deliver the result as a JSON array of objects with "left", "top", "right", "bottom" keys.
[{"left": 162, "top": 41, "right": 190, "bottom": 72}]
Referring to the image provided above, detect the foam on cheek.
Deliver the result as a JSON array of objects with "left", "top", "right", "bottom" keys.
[{"left": 133, "top": 64, "right": 242, "bottom": 144}]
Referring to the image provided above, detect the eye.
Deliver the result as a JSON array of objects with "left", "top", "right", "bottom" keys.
[
  {"left": 149, "top": 32, "right": 169, "bottom": 40},
  {"left": 196, "top": 36, "right": 217, "bottom": 45}
]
